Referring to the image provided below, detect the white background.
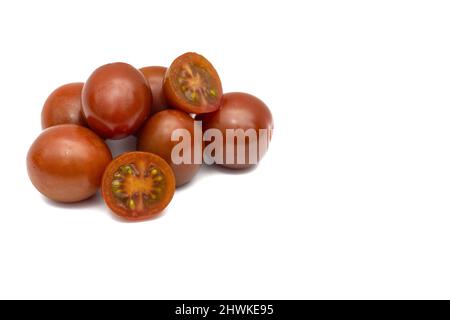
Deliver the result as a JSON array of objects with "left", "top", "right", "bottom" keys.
[{"left": 0, "top": 0, "right": 450, "bottom": 299}]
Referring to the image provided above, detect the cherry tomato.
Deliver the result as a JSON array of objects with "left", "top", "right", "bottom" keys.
[
  {"left": 82, "top": 62, "right": 152, "bottom": 139},
  {"left": 41, "top": 83, "right": 86, "bottom": 129},
  {"left": 163, "top": 52, "right": 223, "bottom": 114},
  {"left": 197, "top": 92, "right": 273, "bottom": 169},
  {"left": 101, "top": 152, "right": 175, "bottom": 221},
  {"left": 139, "top": 66, "right": 169, "bottom": 116},
  {"left": 137, "top": 110, "right": 201, "bottom": 187},
  {"left": 27, "top": 124, "right": 112, "bottom": 202}
]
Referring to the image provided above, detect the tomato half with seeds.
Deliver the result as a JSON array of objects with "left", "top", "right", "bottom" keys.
[
  {"left": 163, "top": 52, "right": 223, "bottom": 114},
  {"left": 101, "top": 152, "right": 175, "bottom": 221}
]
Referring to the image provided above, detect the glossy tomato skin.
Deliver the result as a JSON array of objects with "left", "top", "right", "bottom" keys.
[
  {"left": 27, "top": 124, "right": 112, "bottom": 202},
  {"left": 41, "top": 83, "right": 86, "bottom": 129},
  {"left": 101, "top": 152, "right": 175, "bottom": 221},
  {"left": 137, "top": 110, "right": 201, "bottom": 187},
  {"left": 163, "top": 52, "right": 223, "bottom": 114},
  {"left": 82, "top": 62, "right": 152, "bottom": 139},
  {"left": 198, "top": 92, "right": 273, "bottom": 169},
  {"left": 139, "top": 66, "right": 168, "bottom": 116}
]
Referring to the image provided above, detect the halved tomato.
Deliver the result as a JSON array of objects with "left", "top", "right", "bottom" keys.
[
  {"left": 101, "top": 152, "right": 175, "bottom": 221},
  {"left": 163, "top": 52, "right": 223, "bottom": 114}
]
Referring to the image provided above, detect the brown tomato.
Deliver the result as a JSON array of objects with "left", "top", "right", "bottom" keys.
[
  {"left": 137, "top": 110, "right": 201, "bottom": 187},
  {"left": 27, "top": 124, "right": 112, "bottom": 202}
]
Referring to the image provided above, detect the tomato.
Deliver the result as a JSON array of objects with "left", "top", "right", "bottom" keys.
[
  {"left": 82, "top": 62, "right": 152, "bottom": 139},
  {"left": 137, "top": 110, "right": 201, "bottom": 187},
  {"left": 139, "top": 66, "right": 169, "bottom": 116},
  {"left": 27, "top": 124, "right": 112, "bottom": 202},
  {"left": 163, "top": 52, "right": 223, "bottom": 114},
  {"left": 101, "top": 152, "right": 175, "bottom": 220},
  {"left": 41, "top": 82, "right": 86, "bottom": 129},
  {"left": 197, "top": 92, "right": 273, "bottom": 169}
]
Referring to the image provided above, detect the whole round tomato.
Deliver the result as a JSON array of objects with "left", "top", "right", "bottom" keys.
[
  {"left": 82, "top": 62, "right": 152, "bottom": 139},
  {"left": 163, "top": 52, "right": 223, "bottom": 114},
  {"left": 41, "top": 82, "right": 86, "bottom": 129},
  {"left": 137, "top": 110, "right": 201, "bottom": 187},
  {"left": 27, "top": 124, "right": 112, "bottom": 202},
  {"left": 198, "top": 92, "right": 273, "bottom": 169},
  {"left": 139, "top": 66, "right": 168, "bottom": 116}
]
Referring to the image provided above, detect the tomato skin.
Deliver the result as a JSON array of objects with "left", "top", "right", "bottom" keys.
[
  {"left": 137, "top": 110, "right": 201, "bottom": 187},
  {"left": 82, "top": 62, "right": 152, "bottom": 140},
  {"left": 139, "top": 66, "right": 169, "bottom": 116},
  {"left": 27, "top": 124, "right": 112, "bottom": 202},
  {"left": 41, "top": 83, "right": 86, "bottom": 129},
  {"left": 198, "top": 92, "right": 274, "bottom": 169},
  {"left": 101, "top": 152, "right": 175, "bottom": 221},
  {"left": 163, "top": 52, "right": 223, "bottom": 114}
]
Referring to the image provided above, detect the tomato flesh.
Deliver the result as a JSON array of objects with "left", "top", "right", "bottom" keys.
[
  {"left": 163, "top": 52, "right": 223, "bottom": 114},
  {"left": 101, "top": 152, "right": 175, "bottom": 220}
]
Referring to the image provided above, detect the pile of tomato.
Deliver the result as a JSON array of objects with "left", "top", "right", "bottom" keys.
[{"left": 27, "top": 52, "right": 274, "bottom": 221}]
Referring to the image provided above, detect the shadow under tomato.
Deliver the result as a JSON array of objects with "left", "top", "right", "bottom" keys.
[
  {"left": 41, "top": 156, "right": 259, "bottom": 220},
  {"left": 175, "top": 162, "right": 259, "bottom": 193},
  {"left": 206, "top": 163, "right": 259, "bottom": 175},
  {"left": 104, "top": 207, "right": 169, "bottom": 223},
  {"left": 42, "top": 191, "right": 103, "bottom": 209},
  {"left": 105, "top": 135, "right": 137, "bottom": 158}
]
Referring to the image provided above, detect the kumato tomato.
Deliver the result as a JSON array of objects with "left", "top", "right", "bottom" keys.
[
  {"left": 27, "top": 124, "right": 112, "bottom": 202},
  {"left": 198, "top": 92, "right": 274, "bottom": 169},
  {"left": 101, "top": 152, "right": 175, "bottom": 221},
  {"left": 41, "top": 83, "right": 86, "bottom": 129},
  {"left": 139, "top": 66, "right": 169, "bottom": 116},
  {"left": 137, "top": 110, "right": 201, "bottom": 187},
  {"left": 82, "top": 62, "right": 152, "bottom": 139},
  {"left": 163, "top": 52, "right": 223, "bottom": 114}
]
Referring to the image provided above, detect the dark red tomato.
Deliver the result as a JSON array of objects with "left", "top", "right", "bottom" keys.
[
  {"left": 140, "top": 66, "right": 168, "bottom": 116},
  {"left": 82, "top": 62, "right": 152, "bottom": 139},
  {"left": 197, "top": 92, "right": 273, "bottom": 169},
  {"left": 163, "top": 52, "right": 222, "bottom": 114},
  {"left": 137, "top": 110, "right": 201, "bottom": 187},
  {"left": 101, "top": 152, "right": 175, "bottom": 221},
  {"left": 27, "top": 124, "right": 112, "bottom": 202},
  {"left": 41, "top": 82, "right": 86, "bottom": 129}
]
